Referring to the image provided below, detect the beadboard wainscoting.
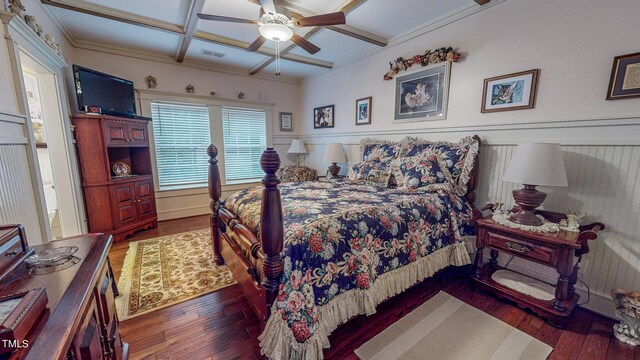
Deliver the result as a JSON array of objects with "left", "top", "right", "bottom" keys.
[
  {"left": 273, "top": 118, "right": 640, "bottom": 317},
  {"left": 0, "top": 112, "right": 44, "bottom": 243}
]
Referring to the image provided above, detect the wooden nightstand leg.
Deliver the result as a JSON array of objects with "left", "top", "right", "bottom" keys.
[
  {"left": 489, "top": 250, "right": 499, "bottom": 270},
  {"left": 553, "top": 255, "right": 572, "bottom": 312},
  {"left": 473, "top": 246, "right": 484, "bottom": 279}
]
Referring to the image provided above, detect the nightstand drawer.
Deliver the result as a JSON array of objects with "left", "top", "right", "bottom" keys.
[{"left": 486, "top": 231, "right": 556, "bottom": 265}]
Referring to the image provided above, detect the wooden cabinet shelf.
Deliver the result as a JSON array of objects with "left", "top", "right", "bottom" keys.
[{"left": 73, "top": 114, "right": 157, "bottom": 242}]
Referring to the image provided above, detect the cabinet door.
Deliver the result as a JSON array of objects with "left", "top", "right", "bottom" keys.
[
  {"left": 77, "top": 297, "right": 106, "bottom": 360},
  {"left": 134, "top": 180, "right": 156, "bottom": 221},
  {"left": 128, "top": 122, "right": 149, "bottom": 146},
  {"left": 110, "top": 183, "right": 137, "bottom": 228},
  {"left": 103, "top": 120, "right": 129, "bottom": 146},
  {"left": 97, "top": 260, "right": 124, "bottom": 360}
]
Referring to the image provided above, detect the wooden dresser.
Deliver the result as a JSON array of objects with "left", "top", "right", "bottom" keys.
[
  {"left": 0, "top": 234, "right": 127, "bottom": 360},
  {"left": 73, "top": 114, "right": 157, "bottom": 242}
]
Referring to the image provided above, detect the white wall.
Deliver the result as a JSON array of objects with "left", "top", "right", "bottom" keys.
[{"left": 281, "top": 0, "right": 640, "bottom": 317}]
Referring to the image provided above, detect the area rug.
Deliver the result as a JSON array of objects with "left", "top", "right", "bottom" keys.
[
  {"left": 355, "top": 291, "right": 553, "bottom": 360},
  {"left": 116, "top": 228, "right": 236, "bottom": 320}
]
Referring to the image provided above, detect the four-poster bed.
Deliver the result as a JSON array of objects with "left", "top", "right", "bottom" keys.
[{"left": 208, "top": 136, "right": 481, "bottom": 359}]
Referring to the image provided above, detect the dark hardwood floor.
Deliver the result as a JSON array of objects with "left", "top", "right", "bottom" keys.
[{"left": 110, "top": 216, "right": 636, "bottom": 360}]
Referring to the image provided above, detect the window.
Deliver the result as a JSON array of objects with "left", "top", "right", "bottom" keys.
[
  {"left": 150, "top": 101, "right": 211, "bottom": 190},
  {"left": 222, "top": 107, "right": 267, "bottom": 183}
]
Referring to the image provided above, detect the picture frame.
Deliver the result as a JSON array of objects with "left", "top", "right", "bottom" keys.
[
  {"left": 313, "top": 105, "right": 334, "bottom": 129},
  {"left": 355, "top": 97, "right": 372, "bottom": 125},
  {"left": 607, "top": 52, "right": 640, "bottom": 100},
  {"left": 481, "top": 69, "right": 539, "bottom": 113},
  {"left": 280, "top": 112, "right": 293, "bottom": 132},
  {"left": 0, "top": 288, "right": 48, "bottom": 355},
  {"left": 394, "top": 62, "right": 450, "bottom": 122}
]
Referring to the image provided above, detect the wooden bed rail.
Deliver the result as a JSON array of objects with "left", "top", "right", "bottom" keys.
[{"left": 208, "top": 145, "right": 285, "bottom": 319}]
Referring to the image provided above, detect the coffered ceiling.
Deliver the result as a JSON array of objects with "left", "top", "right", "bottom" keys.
[{"left": 42, "top": 0, "right": 496, "bottom": 81}]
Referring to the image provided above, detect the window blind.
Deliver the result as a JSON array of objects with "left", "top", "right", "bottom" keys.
[
  {"left": 222, "top": 107, "right": 267, "bottom": 183},
  {"left": 150, "top": 101, "right": 211, "bottom": 189}
]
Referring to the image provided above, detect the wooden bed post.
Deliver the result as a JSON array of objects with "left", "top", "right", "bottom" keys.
[
  {"left": 260, "top": 148, "right": 285, "bottom": 319},
  {"left": 208, "top": 145, "right": 224, "bottom": 265}
]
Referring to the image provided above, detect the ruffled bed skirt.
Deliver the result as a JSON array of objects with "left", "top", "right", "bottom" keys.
[{"left": 258, "top": 236, "right": 476, "bottom": 360}]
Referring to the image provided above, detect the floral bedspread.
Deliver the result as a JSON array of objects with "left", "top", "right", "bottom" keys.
[{"left": 224, "top": 179, "right": 475, "bottom": 353}]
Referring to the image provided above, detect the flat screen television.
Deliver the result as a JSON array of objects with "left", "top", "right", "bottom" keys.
[{"left": 73, "top": 65, "right": 137, "bottom": 117}]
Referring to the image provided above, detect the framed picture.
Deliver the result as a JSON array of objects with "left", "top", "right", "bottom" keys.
[
  {"left": 313, "top": 105, "right": 334, "bottom": 129},
  {"left": 394, "top": 62, "right": 450, "bottom": 122},
  {"left": 0, "top": 288, "right": 48, "bottom": 355},
  {"left": 355, "top": 97, "right": 372, "bottom": 125},
  {"left": 607, "top": 52, "right": 640, "bottom": 100},
  {"left": 481, "top": 69, "right": 539, "bottom": 113},
  {"left": 280, "top": 112, "right": 293, "bottom": 131}
]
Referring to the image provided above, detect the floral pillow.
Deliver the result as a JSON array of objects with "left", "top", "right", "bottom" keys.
[
  {"left": 360, "top": 138, "right": 403, "bottom": 164},
  {"left": 400, "top": 136, "right": 479, "bottom": 195},
  {"left": 393, "top": 151, "right": 454, "bottom": 191},
  {"left": 347, "top": 160, "right": 392, "bottom": 187}
]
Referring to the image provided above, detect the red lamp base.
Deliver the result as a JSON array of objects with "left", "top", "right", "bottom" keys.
[{"left": 509, "top": 185, "right": 547, "bottom": 226}]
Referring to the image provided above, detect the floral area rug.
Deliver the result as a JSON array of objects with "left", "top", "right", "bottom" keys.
[{"left": 116, "top": 228, "right": 236, "bottom": 320}]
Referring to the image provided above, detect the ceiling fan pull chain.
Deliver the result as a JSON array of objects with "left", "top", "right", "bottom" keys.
[{"left": 275, "top": 41, "right": 281, "bottom": 76}]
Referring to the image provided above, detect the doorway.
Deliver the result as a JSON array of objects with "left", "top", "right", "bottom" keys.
[{"left": 20, "top": 51, "right": 83, "bottom": 240}]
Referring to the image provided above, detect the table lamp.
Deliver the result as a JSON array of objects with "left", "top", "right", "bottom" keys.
[
  {"left": 323, "top": 143, "right": 346, "bottom": 178},
  {"left": 502, "top": 143, "right": 568, "bottom": 226},
  {"left": 287, "top": 139, "right": 308, "bottom": 166}
]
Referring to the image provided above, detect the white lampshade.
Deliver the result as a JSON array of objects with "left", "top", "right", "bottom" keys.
[
  {"left": 323, "top": 143, "right": 346, "bottom": 163},
  {"left": 502, "top": 143, "right": 568, "bottom": 187},
  {"left": 287, "top": 139, "right": 308, "bottom": 154},
  {"left": 259, "top": 23, "right": 293, "bottom": 42}
]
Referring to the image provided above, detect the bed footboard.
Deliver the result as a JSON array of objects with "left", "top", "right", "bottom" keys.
[{"left": 208, "top": 145, "right": 284, "bottom": 326}]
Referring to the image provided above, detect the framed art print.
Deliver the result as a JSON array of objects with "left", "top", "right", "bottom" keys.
[
  {"left": 394, "top": 62, "right": 450, "bottom": 122},
  {"left": 280, "top": 112, "right": 293, "bottom": 131},
  {"left": 313, "top": 105, "right": 334, "bottom": 129},
  {"left": 355, "top": 97, "right": 372, "bottom": 125},
  {"left": 607, "top": 52, "right": 640, "bottom": 100},
  {"left": 481, "top": 69, "right": 539, "bottom": 113}
]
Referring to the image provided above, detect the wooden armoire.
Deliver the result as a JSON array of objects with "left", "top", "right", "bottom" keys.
[{"left": 73, "top": 114, "right": 157, "bottom": 241}]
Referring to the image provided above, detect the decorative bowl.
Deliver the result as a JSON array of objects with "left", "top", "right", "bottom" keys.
[{"left": 24, "top": 246, "right": 79, "bottom": 266}]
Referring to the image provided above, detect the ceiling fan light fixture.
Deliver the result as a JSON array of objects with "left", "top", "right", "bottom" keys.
[{"left": 259, "top": 23, "right": 293, "bottom": 42}]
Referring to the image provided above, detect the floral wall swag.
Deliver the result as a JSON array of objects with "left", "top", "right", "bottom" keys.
[{"left": 383, "top": 47, "right": 461, "bottom": 81}]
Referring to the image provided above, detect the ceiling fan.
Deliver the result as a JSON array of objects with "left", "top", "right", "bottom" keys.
[{"left": 197, "top": 0, "right": 345, "bottom": 74}]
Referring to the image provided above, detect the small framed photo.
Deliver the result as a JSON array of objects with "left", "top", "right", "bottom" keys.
[
  {"left": 280, "top": 112, "right": 293, "bottom": 132},
  {"left": 355, "top": 97, "right": 372, "bottom": 125},
  {"left": 394, "top": 62, "right": 450, "bottom": 122},
  {"left": 607, "top": 52, "right": 640, "bottom": 100},
  {"left": 313, "top": 105, "right": 334, "bottom": 129},
  {"left": 481, "top": 69, "right": 539, "bottom": 113}
]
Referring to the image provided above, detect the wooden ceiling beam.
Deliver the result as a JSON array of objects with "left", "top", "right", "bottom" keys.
[
  {"left": 282, "top": 0, "right": 387, "bottom": 48},
  {"left": 176, "top": 0, "right": 205, "bottom": 62},
  {"left": 40, "top": 0, "right": 183, "bottom": 34}
]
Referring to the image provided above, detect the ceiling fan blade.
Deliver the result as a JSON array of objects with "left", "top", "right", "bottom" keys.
[
  {"left": 259, "top": 0, "right": 277, "bottom": 14},
  {"left": 290, "top": 33, "right": 320, "bottom": 54},
  {"left": 197, "top": 13, "right": 258, "bottom": 24},
  {"left": 247, "top": 36, "right": 267, "bottom": 52},
  {"left": 290, "top": 12, "right": 346, "bottom": 27}
]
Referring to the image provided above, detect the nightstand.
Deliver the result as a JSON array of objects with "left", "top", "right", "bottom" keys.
[{"left": 472, "top": 211, "right": 604, "bottom": 328}]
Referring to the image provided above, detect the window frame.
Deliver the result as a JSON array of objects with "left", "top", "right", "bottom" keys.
[{"left": 137, "top": 90, "right": 274, "bottom": 193}]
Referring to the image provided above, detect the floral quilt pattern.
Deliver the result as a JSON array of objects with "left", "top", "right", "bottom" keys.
[{"left": 224, "top": 180, "right": 475, "bottom": 344}]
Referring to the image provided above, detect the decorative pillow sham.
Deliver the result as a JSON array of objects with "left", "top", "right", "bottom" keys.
[
  {"left": 400, "top": 136, "right": 479, "bottom": 195},
  {"left": 347, "top": 160, "right": 392, "bottom": 187},
  {"left": 393, "top": 151, "right": 454, "bottom": 191},
  {"left": 360, "top": 138, "right": 403, "bottom": 164}
]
